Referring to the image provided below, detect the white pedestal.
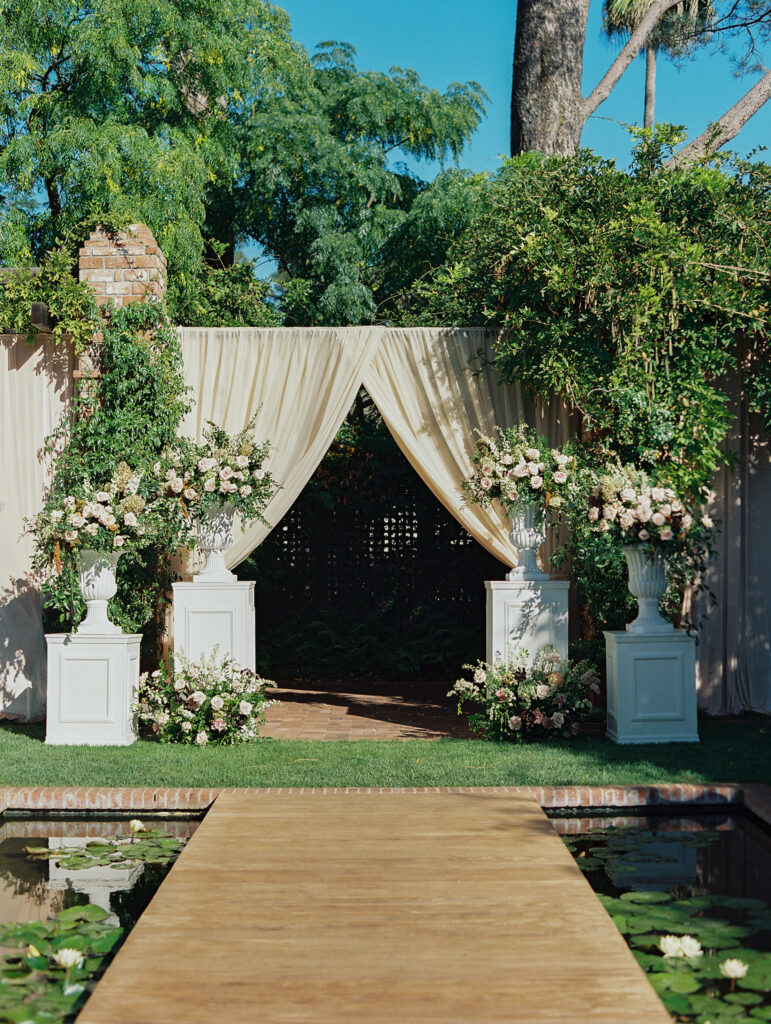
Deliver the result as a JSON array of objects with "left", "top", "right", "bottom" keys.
[
  {"left": 172, "top": 581, "right": 255, "bottom": 671},
  {"left": 485, "top": 579, "right": 569, "bottom": 665},
  {"left": 45, "top": 633, "right": 141, "bottom": 746},
  {"left": 604, "top": 630, "right": 698, "bottom": 744},
  {"left": 47, "top": 838, "right": 143, "bottom": 926}
]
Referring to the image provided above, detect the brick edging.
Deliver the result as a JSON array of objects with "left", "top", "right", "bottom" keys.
[{"left": 0, "top": 784, "right": 769, "bottom": 823}]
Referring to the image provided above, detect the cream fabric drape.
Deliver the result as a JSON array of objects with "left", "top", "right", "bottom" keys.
[
  {"left": 0, "top": 336, "right": 73, "bottom": 720},
  {"left": 684, "top": 387, "right": 771, "bottom": 714},
  {"left": 178, "top": 327, "right": 381, "bottom": 567},
  {"left": 363, "top": 328, "right": 572, "bottom": 568}
]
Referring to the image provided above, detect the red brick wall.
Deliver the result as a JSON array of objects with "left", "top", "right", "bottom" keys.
[{"left": 78, "top": 224, "right": 166, "bottom": 309}]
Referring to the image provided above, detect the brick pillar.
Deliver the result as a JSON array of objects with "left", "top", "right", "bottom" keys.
[{"left": 78, "top": 223, "right": 166, "bottom": 309}]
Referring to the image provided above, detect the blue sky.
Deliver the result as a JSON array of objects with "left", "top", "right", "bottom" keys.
[{"left": 279, "top": 0, "right": 770, "bottom": 176}]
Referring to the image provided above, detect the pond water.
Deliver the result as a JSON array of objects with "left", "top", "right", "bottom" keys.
[
  {"left": 551, "top": 810, "right": 771, "bottom": 1022},
  {"left": 0, "top": 815, "right": 199, "bottom": 931}
]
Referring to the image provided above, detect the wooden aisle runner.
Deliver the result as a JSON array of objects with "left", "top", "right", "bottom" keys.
[{"left": 77, "top": 789, "right": 671, "bottom": 1023}]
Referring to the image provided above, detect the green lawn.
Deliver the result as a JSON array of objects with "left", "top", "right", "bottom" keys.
[{"left": 0, "top": 716, "right": 769, "bottom": 789}]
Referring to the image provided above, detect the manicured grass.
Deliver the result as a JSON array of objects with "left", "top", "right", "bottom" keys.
[{"left": 0, "top": 715, "right": 769, "bottom": 789}]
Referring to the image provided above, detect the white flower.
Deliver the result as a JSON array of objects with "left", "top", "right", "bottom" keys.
[
  {"left": 65, "top": 530, "right": 78, "bottom": 541},
  {"left": 204, "top": 478, "right": 216, "bottom": 491},
  {"left": 195, "top": 730, "right": 209, "bottom": 746},
  {"left": 619, "top": 487, "right": 636, "bottom": 502},
  {"left": 197, "top": 458, "right": 210, "bottom": 472},
  {"left": 240, "top": 485, "right": 252, "bottom": 497},
  {"left": 181, "top": 721, "right": 192, "bottom": 733},
  {"left": 473, "top": 668, "right": 487, "bottom": 684},
  {"left": 651, "top": 512, "right": 666, "bottom": 526},
  {"left": 659, "top": 527, "right": 674, "bottom": 541},
  {"left": 602, "top": 505, "right": 618, "bottom": 520},
  {"left": 702, "top": 515, "right": 714, "bottom": 529},
  {"left": 719, "top": 958, "right": 748, "bottom": 979},
  {"left": 480, "top": 477, "right": 492, "bottom": 491},
  {"left": 227, "top": 482, "right": 238, "bottom": 492},
  {"left": 165, "top": 469, "right": 176, "bottom": 482},
  {"left": 508, "top": 715, "right": 522, "bottom": 731},
  {"left": 239, "top": 700, "right": 253, "bottom": 716},
  {"left": 481, "top": 462, "right": 494, "bottom": 477},
  {"left": 153, "top": 462, "right": 161, "bottom": 476},
  {"left": 501, "top": 454, "right": 513, "bottom": 465},
  {"left": 219, "top": 480, "right": 230, "bottom": 493},
  {"left": 85, "top": 523, "right": 99, "bottom": 536},
  {"left": 65, "top": 496, "right": 76, "bottom": 511},
  {"left": 506, "top": 489, "right": 518, "bottom": 501},
  {"left": 124, "top": 512, "right": 138, "bottom": 527},
  {"left": 681, "top": 514, "right": 693, "bottom": 529},
  {"left": 129, "top": 819, "right": 145, "bottom": 834},
  {"left": 236, "top": 455, "right": 249, "bottom": 468},
  {"left": 253, "top": 469, "right": 265, "bottom": 480},
  {"left": 651, "top": 487, "right": 666, "bottom": 502},
  {"left": 96, "top": 491, "right": 110, "bottom": 503},
  {"left": 526, "top": 461, "right": 540, "bottom": 475},
  {"left": 554, "top": 452, "right": 570, "bottom": 466},
  {"left": 50, "top": 510, "right": 64, "bottom": 522},
  {"left": 529, "top": 476, "right": 543, "bottom": 489},
  {"left": 671, "top": 500, "right": 683, "bottom": 513},
  {"left": 525, "top": 448, "right": 540, "bottom": 460},
  {"left": 156, "top": 712, "right": 169, "bottom": 726},
  {"left": 114, "top": 535, "right": 125, "bottom": 547},
  {"left": 660, "top": 503, "right": 672, "bottom": 517},
  {"left": 588, "top": 506, "right": 600, "bottom": 521},
  {"left": 191, "top": 691, "right": 206, "bottom": 707},
  {"left": 219, "top": 467, "right": 234, "bottom": 480},
  {"left": 638, "top": 529, "right": 650, "bottom": 540},
  {"left": 636, "top": 506, "right": 652, "bottom": 523},
  {"left": 211, "top": 695, "right": 225, "bottom": 711},
  {"left": 618, "top": 512, "right": 635, "bottom": 530},
  {"left": 679, "top": 935, "right": 703, "bottom": 958},
  {"left": 551, "top": 712, "right": 565, "bottom": 728},
  {"left": 184, "top": 487, "right": 197, "bottom": 501},
  {"left": 70, "top": 513, "right": 86, "bottom": 528},
  {"left": 513, "top": 462, "right": 529, "bottom": 478},
  {"left": 53, "top": 949, "right": 84, "bottom": 970},
  {"left": 553, "top": 470, "right": 567, "bottom": 484},
  {"left": 171, "top": 478, "right": 184, "bottom": 493},
  {"left": 173, "top": 678, "right": 187, "bottom": 691},
  {"left": 659, "top": 935, "right": 684, "bottom": 958},
  {"left": 536, "top": 684, "right": 551, "bottom": 699}
]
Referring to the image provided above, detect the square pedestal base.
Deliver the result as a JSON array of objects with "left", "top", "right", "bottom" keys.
[
  {"left": 45, "top": 633, "right": 141, "bottom": 746},
  {"left": 485, "top": 579, "right": 569, "bottom": 664},
  {"left": 172, "top": 581, "right": 255, "bottom": 671},
  {"left": 605, "top": 630, "right": 698, "bottom": 744}
]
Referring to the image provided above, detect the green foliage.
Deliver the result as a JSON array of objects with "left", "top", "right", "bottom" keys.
[
  {"left": 0, "top": 235, "right": 100, "bottom": 349},
  {"left": 37, "top": 302, "right": 191, "bottom": 652},
  {"left": 0, "top": 0, "right": 305, "bottom": 280},
  {"left": 24, "top": 828, "right": 186, "bottom": 870},
  {"left": 167, "top": 247, "right": 281, "bottom": 327}
]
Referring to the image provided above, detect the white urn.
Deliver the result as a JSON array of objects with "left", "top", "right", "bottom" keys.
[
  {"left": 623, "top": 544, "right": 674, "bottom": 634},
  {"left": 194, "top": 501, "right": 237, "bottom": 582},
  {"left": 507, "top": 504, "right": 549, "bottom": 581},
  {"left": 75, "top": 549, "right": 123, "bottom": 635}
]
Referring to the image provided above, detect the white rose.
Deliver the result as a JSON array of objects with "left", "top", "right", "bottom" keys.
[
  {"left": 619, "top": 487, "right": 636, "bottom": 502},
  {"left": 588, "top": 506, "right": 600, "bottom": 521},
  {"left": 554, "top": 453, "right": 570, "bottom": 466},
  {"left": 618, "top": 512, "right": 635, "bottom": 530},
  {"left": 184, "top": 488, "right": 197, "bottom": 501},
  {"left": 64, "top": 530, "right": 78, "bottom": 541},
  {"left": 660, "top": 503, "right": 672, "bottom": 517},
  {"left": 219, "top": 467, "right": 234, "bottom": 480},
  {"left": 181, "top": 721, "right": 192, "bottom": 733},
  {"left": 228, "top": 482, "right": 239, "bottom": 492},
  {"left": 236, "top": 455, "right": 249, "bottom": 468},
  {"left": 553, "top": 470, "right": 567, "bottom": 484},
  {"left": 513, "top": 463, "right": 529, "bottom": 478},
  {"left": 659, "top": 527, "right": 674, "bottom": 540},
  {"left": 197, "top": 458, "right": 210, "bottom": 472},
  {"left": 701, "top": 515, "right": 714, "bottom": 529},
  {"left": 681, "top": 514, "right": 693, "bottom": 528},
  {"left": 253, "top": 469, "right": 265, "bottom": 480},
  {"left": 473, "top": 668, "right": 487, "bottom": 684},
  {"left": 96, "top": 491, "right": 110, "bottom": 503},
  {"left": 173, "top": 678, "right": 187, "bottom": 691},
  {"left": 240, "top": 485, "right": 252, "bottom": 497},
  {"left": 481, "top": 462, "right": 494, "bottom": 477},
  {"left": 651, "top": 512, "right": 666, "bottom": 526},
  {"left": 500, "top": 454, "right": 513, "bottom": 465},
  {"left": 195, "top": 731, "right": 208, "bottom": 745},
  {"left": 524, "top": 448, "right": 540, "bottom": 460},
  {"left": 239, "top": 700, "right": 253, "bottom": 716},
  {"left": 602, "top": 505, "right": 618, "bottom": 520},
  {"left": 191, "top": 690, "right": 206, "bottom": 707},
  {"left": 508, "top": 715, "right": 522, "bottom": 731},
  {"left": 204, "top": 478, "right": 216, "bottom": 491},
  {"left": 651, "top": 487, "right": 666, "bottom": 502},
  {"left": 124, "top": 511, "right": 138, "bottom": 527},
  {"left": 638, "top": 529, "right": 650, "bottom": 540},
  {"left": 70, "top": 514, "right": 86, "bottom": 528},
  {"left": 529, "top": 476, "right": 543, "bottom": 489},
  {"left": 219, "top": 480, "right": 230, "bottom": 493},
  {"left": 171, "top": 478, "right": 184, "bottom": 494},
  {"left": 506, "top": 489, "right": 518, "bottom": 501},
  {"left": 85, "top": 523, "right": 99, "bottom": 536},
  {"left": 165, "top": 469, "right": 176, "bottom": 482},
  {"left": 50, "top": 510, "right": 64, "bottom": 522},
  {"left": 114, "top": 535, "right": 125, "bottom": 547},
  {"left": 635, "top": 506, "right": 652, "bottom": 523},
  {"left": 211, "top": 695, "right": 225, "bottom": 711},
  {"left": 480, "top": 477, "right": 492, "bottom": 491},
  {"left": 526, "top": 461, "right": 540, "bottom": 475},
  {"left": 536, "top": 684, "right": 551, "bottom": 698}
]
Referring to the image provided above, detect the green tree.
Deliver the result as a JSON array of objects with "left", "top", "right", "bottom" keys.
[{"left": 0, "top": 0, "right": 305, "bottom": 277}]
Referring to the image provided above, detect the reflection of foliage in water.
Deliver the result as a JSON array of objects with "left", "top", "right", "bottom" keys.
[
  {"left": 563, "top": 823, "right": 771, "bottom": 1022},
  {"left": 0, "top": 837, "right": 54, "bottom": 903}
]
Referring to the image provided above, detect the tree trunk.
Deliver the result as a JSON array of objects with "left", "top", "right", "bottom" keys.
[
  {"left": 510, "top": 0, "right": 590, "bottom": 156},
  {"left": 644, "top": 45, "right": 656, "bottom": 128}
]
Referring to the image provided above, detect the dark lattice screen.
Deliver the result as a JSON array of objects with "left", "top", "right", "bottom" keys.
[{"left": 238, "top": 409, "right": 504, "bottom": 680}]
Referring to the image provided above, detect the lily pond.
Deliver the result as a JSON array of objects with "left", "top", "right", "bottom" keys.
[
  {"left": 553, "top": 809, "right": 771, "bottom": 1024},
  {"left": 0, "top": 815, "right": 199, "bottom": 1023}
]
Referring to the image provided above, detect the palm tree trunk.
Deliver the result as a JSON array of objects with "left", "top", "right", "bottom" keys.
[{"left": 644, "top": 45, "right": 656, "bottom": 127}]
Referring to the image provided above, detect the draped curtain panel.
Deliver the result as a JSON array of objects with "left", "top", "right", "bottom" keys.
[{"left": 0, "top": 336, "right": 73, "bottom": 720}]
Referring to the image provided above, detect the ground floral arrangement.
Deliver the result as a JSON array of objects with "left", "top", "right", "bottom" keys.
[
  {"left": 448, "top": 646, "right": 599, "bottom": 741},
  {"left": 136, "top": 651, "right": 277, "bottom": 745},
  {"left": 564, "top": 825, "right": 771, "bottom": 1022},
  {"left": 464, "top": 425, "right": 574, "bottom": 517},
  {"left": 0, "top": 822, "right": 188, "bottom": 1023}
]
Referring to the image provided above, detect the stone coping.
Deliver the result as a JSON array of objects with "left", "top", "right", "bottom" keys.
[{"left": 0, "top": 783, "right": 769, "bottom": 821}]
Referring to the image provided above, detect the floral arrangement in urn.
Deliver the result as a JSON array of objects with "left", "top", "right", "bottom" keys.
[
  {"left": 464, "top": 425, "right": 574, "bottom": 516},
  {"left": 154, "top": 415, "right": 274, "bottom": 528},
  {"left": 33, "top": 461, "right": 174, "bottom": 563},
  {"left": 136, "top": 650, "right": 277, "bottom": 745},
  {"left": 585, "top": 464, "right": 713, "bottom": 551},
  {"left": 448, "top": 646, "right": 599, "bottom": 742}
]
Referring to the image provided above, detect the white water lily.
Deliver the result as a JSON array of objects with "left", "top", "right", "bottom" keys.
[
  {"left": 678, "top": 935, "right": 703, "bottom": 958},
  {"left": 129, "top": 819, "right": 145, "bottom": 834},
  {"left": 659, "top": 935, "right": 684, "bottom": 958},
  {"left": 720, "top": 958, "right": 748, "bottom": 979},
  {"left": 53, "top": 948, "right": 84, "bottom": 970}
]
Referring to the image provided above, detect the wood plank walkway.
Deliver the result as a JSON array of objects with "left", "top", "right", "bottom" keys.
[{"left": 77, "top": 789, "right": 671, "bottom": 1024}]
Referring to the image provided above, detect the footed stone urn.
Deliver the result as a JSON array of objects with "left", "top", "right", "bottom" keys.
[
  {"left": 507, "top": 504, "right": 548, "bottom": 581},
  {"left": 622, "top": 544, "right": 674, "bottom": 634},
  {"left": 195, "top": 501, "right": 237, "bottom": 581},
  {"left": 75, "top": 549, "right": 123, "bottom": 635}
]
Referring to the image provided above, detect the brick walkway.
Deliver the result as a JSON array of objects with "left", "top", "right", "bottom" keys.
[{"left": 261, "top": 679, "right": 471, "bottom": 740}]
